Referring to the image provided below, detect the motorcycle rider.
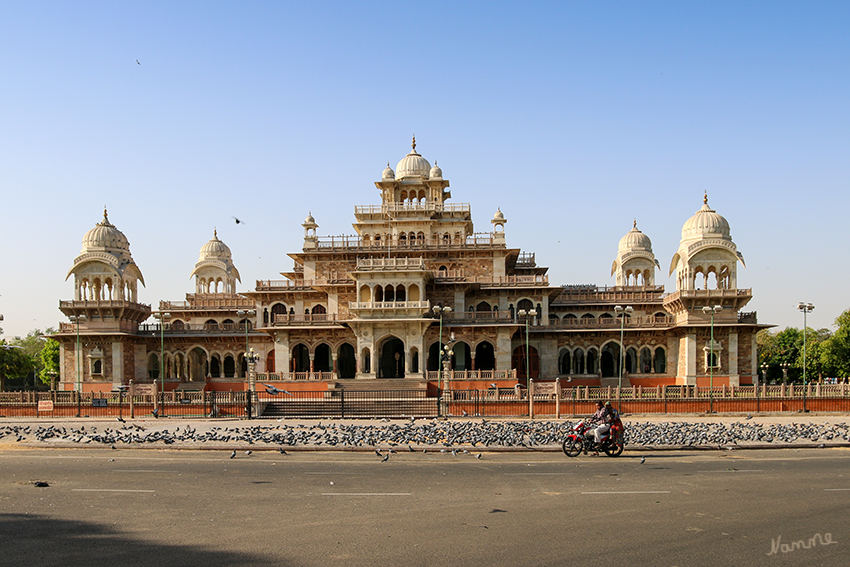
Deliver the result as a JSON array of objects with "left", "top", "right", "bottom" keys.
[{"left": 589, "top": 400, "right": 614, "bottom": 447}]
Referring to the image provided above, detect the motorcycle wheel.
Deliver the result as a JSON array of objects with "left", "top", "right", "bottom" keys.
[
  {"left": 604, "top": 443, "right": 624, "bottom": 457},
  {"left": 563, "top": 437, "right": 583, "bottom": 457}
]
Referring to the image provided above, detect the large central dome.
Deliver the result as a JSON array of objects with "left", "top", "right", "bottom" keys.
[{"left": 395, "top": 136, "right": 431, "bottom": 179}]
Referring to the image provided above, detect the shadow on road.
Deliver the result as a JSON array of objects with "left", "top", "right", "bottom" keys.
[{"left": 0, "top": 514, "right": 288, "bottom": 567}]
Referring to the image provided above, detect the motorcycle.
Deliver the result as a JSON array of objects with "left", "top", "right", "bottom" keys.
[{"left": 562, "top": 415, "right": 625, "bottom": 457}]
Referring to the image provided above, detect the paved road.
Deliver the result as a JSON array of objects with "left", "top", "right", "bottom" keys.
[{"left": 1, "top": 446, "right": 847, "bottom": 566}]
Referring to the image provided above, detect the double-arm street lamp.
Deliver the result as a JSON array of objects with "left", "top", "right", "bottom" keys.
[
  {"left": 517, "top": 309, "right": 537, "bottom": 386},
  {"left": 614, "top": 305, "right": 633, "bottom": 411},
  {"left": 702, "top": 305, "right": 723, "bottom": 413},
  {"left": 68, "top": 314, "right": 87, "bottom": 393},
  {"left": 797, "top": 302, "right": 815, "bottom": 412}
]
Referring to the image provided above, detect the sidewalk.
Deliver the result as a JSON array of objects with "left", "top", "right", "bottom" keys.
[{"left": 2, "top": 413, "right": 849, "bottom": 452}]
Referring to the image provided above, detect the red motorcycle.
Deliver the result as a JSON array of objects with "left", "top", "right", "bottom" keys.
[{"left": 562, "top": 416, "right": 625, "bottom": 457}]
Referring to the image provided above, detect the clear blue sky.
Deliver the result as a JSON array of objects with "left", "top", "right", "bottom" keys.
[{"left": 1, "top": 1, "right": 848, "bottom": 339}]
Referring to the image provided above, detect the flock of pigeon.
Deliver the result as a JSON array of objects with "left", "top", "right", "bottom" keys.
[{"left": 1, "top": 418, "right": 849, "bottom": 452}]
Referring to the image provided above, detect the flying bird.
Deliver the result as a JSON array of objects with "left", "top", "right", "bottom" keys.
[
  {"left": 136, "top": 59, "right": 140, "bottom": 65},
  {"left": 233, "top": 216, "right": 245, "bottom": 225},
  {"left": 151, "top": 408, "right": 159, "bottom": 418},
  {"left": 262, "top": 384, "right": 291, "bottom": 396}
]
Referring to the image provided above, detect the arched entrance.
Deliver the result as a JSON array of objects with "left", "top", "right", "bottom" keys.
[
  {"left": 601, "top": 343, "right": 620, "bottom": 378},
  {"left": 512, "top": 345, "right": 539, "bottom": 381},
  {"left": 474, "top": 341, "right": 495, "bottom": 371},
  {"left": 337, "top": 343, "right": 356, "bottom": 379},
  {"left": 314, "top": 343, "right": 332, "bottom": 372},
  {"left": 291, "top": 344, "right": 310, "bottom": 373},
  {"left": 453, "top": 341, "right": 472, "bottom": 371},
  {"left": 188, "top": 347, "right": 208, "bottom": 382},
  {"left": 379, "top": 337, "right": 405, "bottom": 378}
]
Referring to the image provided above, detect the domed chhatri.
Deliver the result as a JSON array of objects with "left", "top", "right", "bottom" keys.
[
  {"left": 382, "top": 162, "right": 395, "bottom": 180},
  {"left": 669, "top": 193, "right": 745, "bottom": 292},
  {"left": 429, "top": 161, "right": 443, "bottom": 179},
  {"left": 66, "top": 208, "right": 145, "bottom": 302},
  {"left": 191, "top": 229, "right": 240, "bottom": 294},
  {"left": 611, "top": 220, "right": 658, "bottom": 287},
  {"left": 395, "top": 136, "right": 432, "bottom": 179}
]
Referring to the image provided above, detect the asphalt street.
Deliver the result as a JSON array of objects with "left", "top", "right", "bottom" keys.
[{"left": 1, "top": 444, "right": 847, "bottom": 567}]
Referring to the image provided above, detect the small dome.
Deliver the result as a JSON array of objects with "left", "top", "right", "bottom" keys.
[
  {"left": 429, "top": 161, "right": 442, "bottom": 179},
  {"left": 493, "top": 208, "right": 505, "bottom": 221},
  {"left": 618, "top": 220, "right": 652, "bottom": 252},
  {"left": 382, "top": 163, "right": 395, "bottom": 180},
  {"left": 396, "top": 136, "right": 431, "bottom": 179},
  {"left": 199, "top": 229, "right": 232, "bottom": 260},
  {"left": 81, "top": 209, "right": 130, "bottom": 252},
  {"left": 304, "top": 212, "right": 316, "bottom": 225},
  {"left": 681, "top": 194, "right": 731, "bottom": 241}
]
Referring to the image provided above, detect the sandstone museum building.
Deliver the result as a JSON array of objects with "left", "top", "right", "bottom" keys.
[{"left": 55, "top": 138, "right": 764, "bottom": 393}]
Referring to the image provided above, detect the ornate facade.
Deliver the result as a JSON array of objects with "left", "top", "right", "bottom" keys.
[{"left": 55, "top": 139, "right": 766, "bottom": 392}]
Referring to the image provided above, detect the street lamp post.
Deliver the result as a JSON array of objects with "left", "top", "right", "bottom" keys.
[
  {"left": 797, "top": 302, "right": 815, "bottom": 412},
  {"left": 237, "top": 309, "right": 256, "bottom": 384},
  {"left": 68, "top": 314, "right": 86, "bottom": 393},
  {"left": 614, "top": 305, "right": 633, "bottom": 411},
  {"left": 760, "top": 362, "right": 769, "bottom": 385},
  {"left": 432, "top": 305, "right": 452, "bottom": 394},
  {"left": 517, "top": 309, "right": 537, "bottom": 386},
  {"left": 780, "top": 362, "right": 789, "bottom": 384},
  {"left": 246, "top": 347, "right": 260, "bottom": 418},
  {"left": 155, "top": 312, "right": 171, "bottom": 416},
  {"left": 702, "top": 305, "right": 723, "bottom": 413}
]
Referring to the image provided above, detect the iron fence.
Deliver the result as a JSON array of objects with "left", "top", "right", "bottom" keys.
[{"left": 2, "top": 385, "right": 849, "bottom": 419}]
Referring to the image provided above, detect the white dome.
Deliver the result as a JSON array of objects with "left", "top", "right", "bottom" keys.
[
  {"left": 493, "top": 208, "right": 505, "bottom": 221},
  {"left": 681, "top": 195, "right": 731, "bottom": 241},
  {"left": 199, "top": 230, "right": 232, "bottom": 260},
  {"left": 382, "top": 163, "right": 395, "bottom": 180},
  {"left": 429, "top": 161, "right": 442, "bottom": 179},
  {"left": 304, "top": 212, "right": 315, "bottom": 225},
  {"left": 81, "top": 209, "right": 130, "bottom": 252},
  {"left": 396, "top": 136, "right": 431, "bottom": 179},
  {"left": 618, "top": 221, "right": 652, "bottom": 252}
]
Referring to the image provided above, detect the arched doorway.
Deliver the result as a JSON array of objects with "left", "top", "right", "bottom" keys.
[
  {"left": 474, "top": 341, "right": 495, "bottom": 371},
  {"left": 512, "top": 345, "right": 539, "bottom": 381},
  {"left": 379, "top": 337, "right": 405, "bottom": 378},
  {"left": 314, "top": 343, "right": 332, "bottom": 372},
  {"left": 452, "top": 341, "right": 472, "bottom": 371},
  {"left": 338, "top": 343, "right": 356, "bottom": 379},
  {"left": 188, "top": 347, "right": 208, "bottom": 382},
  {"left": 292, "top": 344, "right": 310, "bottom": 373},
  {"left": 601, "top": 343, "right": 619, "bottom": 378}
]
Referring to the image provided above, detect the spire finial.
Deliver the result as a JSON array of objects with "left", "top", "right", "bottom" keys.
[
  {"left": 103, "top": 206, "right": 108, "bottom": 220},
  {"left": 411, "top": 135, "right": 416, "bottom": 152},
  {"left": 214, "top": 227, "right": 218, "bottom": 239},
  {"left": 703, "top": 191, "right": 708, "bottom": 205},
  {"left": 633, "top": 218, "right": 637, "bottom": 229}
]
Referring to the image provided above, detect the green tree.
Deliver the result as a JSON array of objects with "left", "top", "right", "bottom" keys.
[
  {"left": 0, "top": 342, "right": 33, "bottom": 391},
  {"left": 818, "top": 308, "right": 850, "bottom": 379},
  {"left": 38, "top": 338, "right": 61, "bottom": 387}
]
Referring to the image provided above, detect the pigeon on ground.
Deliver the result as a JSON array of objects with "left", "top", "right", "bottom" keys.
[
  {"left": 279, "top": 448, "right": 287, "bottom": 455},
  {"left": 230, "top": 450, "right": 236, "bottom": 459},
  {"left": 151, "top": 408, "right": 159, "bottom": 418},
  {"left": 640, "top": 456, "right": 646, "bottom": 464},
  {"left": 245, "top": 450, "right": 252, "bottom": 456},
  {"left": 381, "top": 453, "right": 389, "bottom": 462},
  {"left": 34, "top": 481, "right": 49, "bottom": 488},
  {"left": 116, "top": 417, "right": 125, "bottom": 423}
]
